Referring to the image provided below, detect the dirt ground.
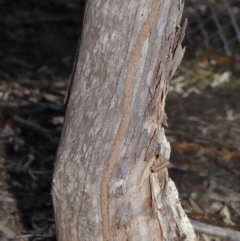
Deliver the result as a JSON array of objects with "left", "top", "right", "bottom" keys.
[{"left": 0, "top": 1, "right": 240, "bottom": 240}]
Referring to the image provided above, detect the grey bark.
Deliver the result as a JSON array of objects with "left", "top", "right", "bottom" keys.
[{"left": 52, "top": 0, "right": 197, "bottom": 240}]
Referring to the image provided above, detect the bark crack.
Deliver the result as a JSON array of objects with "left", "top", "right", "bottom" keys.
[{"left": 100, "top": 0, "right": 163, "bottom": 240}]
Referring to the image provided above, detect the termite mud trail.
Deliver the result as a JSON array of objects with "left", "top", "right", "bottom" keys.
[{"left": 100, "top": 0, "right": 163, "bottom": 240}]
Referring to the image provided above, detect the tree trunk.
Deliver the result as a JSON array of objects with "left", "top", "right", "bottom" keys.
[{"left": 52, "top": 0, "right": 197, "bottom": 240}]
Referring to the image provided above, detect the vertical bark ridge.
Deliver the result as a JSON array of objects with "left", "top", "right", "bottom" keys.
[{"left": 100, "top": 0, "right": 162, "bottom": 240}]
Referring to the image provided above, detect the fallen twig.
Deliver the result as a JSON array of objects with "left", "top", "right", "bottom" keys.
[
  {"left": 190, "top": 218, "right": 240, "bottom": 241},
  {"left": 12, "top": 116, "right": 53, "bottom": 142}
]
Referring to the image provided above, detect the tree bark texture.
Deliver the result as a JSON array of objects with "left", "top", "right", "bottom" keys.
[{"left": 52, "top": 0, "right": 197, "bottom": 240}]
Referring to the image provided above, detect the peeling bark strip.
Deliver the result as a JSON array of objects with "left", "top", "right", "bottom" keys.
[{"left": 100, "top": 0, "right": 162, "bottom": 240}]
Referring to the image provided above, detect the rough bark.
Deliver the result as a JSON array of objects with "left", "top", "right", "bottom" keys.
[{"left": 52, "top": 0, "right": 197, "bottom": 240}]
